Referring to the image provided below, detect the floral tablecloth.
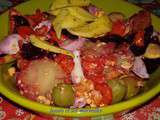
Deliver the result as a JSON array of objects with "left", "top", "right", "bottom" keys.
[{"left": 0, "top": 0, "right": 160, "bottom": 120}]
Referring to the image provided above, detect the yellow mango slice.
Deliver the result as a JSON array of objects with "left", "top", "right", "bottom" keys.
[
  {"left": 52, "top": 8, "right": 92, "bottom": 38},
  {"left": 52, "top": 9, "right": 68, "bottom": 38},
  {"left": 50, "top": 0, "right": 90, "bottom": 10},
  {"left": 61, "top": 14, "right": 87, "bottom": 29},
  {"left": 68, "top": 15, "right": 112, "bottom": 38},
  {"left": 30, "top": 35, "right": 74, "bottom": 57},
  {"left": 67, "top": 7, "right": 95, "bottom": 21},
  {"left": 144, "top": 43, "right": 160, "bottom": 59},
  {"left": 49, "top": 9, "right": 62, "bottom": 16}
]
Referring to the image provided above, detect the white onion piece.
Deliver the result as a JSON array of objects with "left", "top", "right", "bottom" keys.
[
  {"left": 71, "top": 50, "right": 84, "bottom": 84},
  {"left": 132, "top": 57, "right": 149, "bottom": 79},
  {"left": 61, "top": 37, "right": 86, "bottom": 51},
  {"left": 71, "top": 97, "right": 86, "bottom": 108},
  {"left": 0, "top": 34, "right": 22, "bottom": 55},
  {"left": 34, "top": 20, "right": 51, "bottom": 32}
]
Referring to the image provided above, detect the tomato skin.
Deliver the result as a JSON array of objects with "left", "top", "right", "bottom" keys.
[
  {"left": 17, "top": 26, "right": 33, "bottom": 38},
  {"left": 111, "top": 20, "right": 126, "bottom": 36},
  {"left": 95, "top": 83, "right": 112, "bottom": 105}
]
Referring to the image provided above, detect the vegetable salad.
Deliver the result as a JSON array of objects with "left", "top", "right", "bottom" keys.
[{"left": 0, "top": 0, "right": 160, "bottom": 108}]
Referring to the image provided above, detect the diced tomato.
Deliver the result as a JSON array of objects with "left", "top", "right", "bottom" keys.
[
  {"left": 34, "top": 26, "right": 48, "bottom": 36},
  {"left": 95, "top": 83, "right": 112, "bottom": 105},
  {"left": 49, "top": 30, "right": 61, "bottom": 44},
  {"left": 133, "top": 30, "right": 144, "bottom": 47},
  {"left": 55, "top": 54, "right": 74, "bottom": 75},
  {"left": 17, "top": 26, "right": 33, "bottom": 38},
  {"left": 85, "top": 74, "right": 105, "bottom": 84},
  {"left": 110, "top": 20, "right": 126, "bottom": 36},
  {"left": 0, "top": 58, "right": 5, "bottom": 64},
  {"left": 55, "top": 54, "right": 74, "bottom": 84},
  {"left": 49, "top": 30, "right": 68, "bottom": 45},
  {"left": 82, "top": 55, "right": 105, "bottom": 73},
  {"left": 26, "top": 9, "right": 47, "bottom": 27}
]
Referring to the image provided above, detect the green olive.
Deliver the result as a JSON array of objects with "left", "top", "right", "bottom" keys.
[
  {"left": 119, "top": 76, "right": 140, "bottom": 100},
  {"left": 107, "top": 79, "right": 126, "bottom": 104},
  {"left": 52, "top": 83, "right": 75, "bottom": 107}
]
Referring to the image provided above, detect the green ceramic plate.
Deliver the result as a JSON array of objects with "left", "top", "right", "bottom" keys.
[{"left": 0, "top": 0, "right": 160, "bottom": 117}]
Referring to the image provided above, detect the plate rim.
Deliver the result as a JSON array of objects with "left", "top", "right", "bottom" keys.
[{"left": 0, "top": 0, "right": 160, "bottom": 117}]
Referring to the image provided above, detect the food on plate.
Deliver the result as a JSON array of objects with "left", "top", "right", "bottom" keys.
[
  {"left": 68, "top": 15, "right": 112, "bottom": 38},
  {"left": 0, "top": 0, "right": 160, "bottom": 108},
  {"left": 143, "top": 43, "right": 160, "bottom": 59}
]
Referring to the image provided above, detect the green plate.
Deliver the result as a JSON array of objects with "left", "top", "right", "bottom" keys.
[{"left": 0, "top": 0, "right": 160, "bottom": 117}]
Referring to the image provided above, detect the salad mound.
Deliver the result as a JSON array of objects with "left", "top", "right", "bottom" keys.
[{"left": 0, "top": 0, "right": 160, "bottom": 108}]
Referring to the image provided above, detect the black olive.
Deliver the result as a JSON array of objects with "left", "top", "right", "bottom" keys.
[
  {"left": 130, "top": 26, "right": 153, "bottom": 56},
  {"left": 0, "top": 54, "right": 6, "bottom": 57},
  {"left": 62, "top": 29, "right": 78, "bottom": 40},
  {"left": 144, "top": 25, "right": 153, "bottom": 46},
  {"left": 124, "top": 33, "right": 135, "bottom": 44},
  {"left": 130, "top": 45, "right": 146, "bottom": 56},
  {"left": 21, "top": 43, "right": 55, "bottom": 60},
  {"left": 143, "top": 58, "right": 160, "bottom": 74},
  {"left": 13, "top": 15, "right": 30, "bottom": 27},
  {"left": 89, "top": 34, "right": 126, "bottom": 44}
]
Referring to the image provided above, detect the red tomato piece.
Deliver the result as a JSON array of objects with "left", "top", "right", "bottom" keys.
[
  {"left": 85, "top": 74, "right": 105, "bottom": 84},
  {"left": 95, "top": 83, "right": 112, "bottom": 105},
  {"left": 26, "top": 9, "right": 47, "bottom": 27},
  {"left": 55, "top": 54, "right": 74, "bottom": 75},
  {"left": 34, "top": 26, "right": 48, "bottom": 36},
  {"left": 55, "top": 54, "right": 74, "bottom": 84},
  {"left": 17, "top": 26, "right": 33, "bottom": 38},
  {"left": 111, "top": 20, "right": 126, "bottom": 36}
]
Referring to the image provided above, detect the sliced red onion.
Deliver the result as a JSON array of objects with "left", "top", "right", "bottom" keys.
[
  {"left": 132, "top": 56, "right": 149, "bottom": 79},
  {"left": 88, "top": 5, "right": 99, "bottom": 15},
  {"left": 33, "top": 20, "right": 51, "bottom": 32},
  {"left": 71, "top": 97, "right": 86, "bottom": 108},
  {"left": 0, "top": 34, "right": 22, "bottom": 55},
  {"left": 71, "top": 50, "right": 84, "bottom": 84},
  {"left": 61, "top": 37, "right": 86, "bottom": 51}
]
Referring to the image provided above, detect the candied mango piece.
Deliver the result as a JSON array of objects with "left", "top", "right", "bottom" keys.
[
  {"left": 67, "top": 7, "right": 95, "bottom": 21},
  {"left": 30, "top": 35, "right": 74, "bottom": 57},
  {"left": 50, "top": 0, "right": 90, "bottom": 10},
  {"left": 144, "top": 43, "right": 160, "bottom": 59},
  {"left": 52, "top": 7, "right": 95, "bottom": 38},
  {"left": 68, "top": 15, "right": 112, "bottom": 38}
]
